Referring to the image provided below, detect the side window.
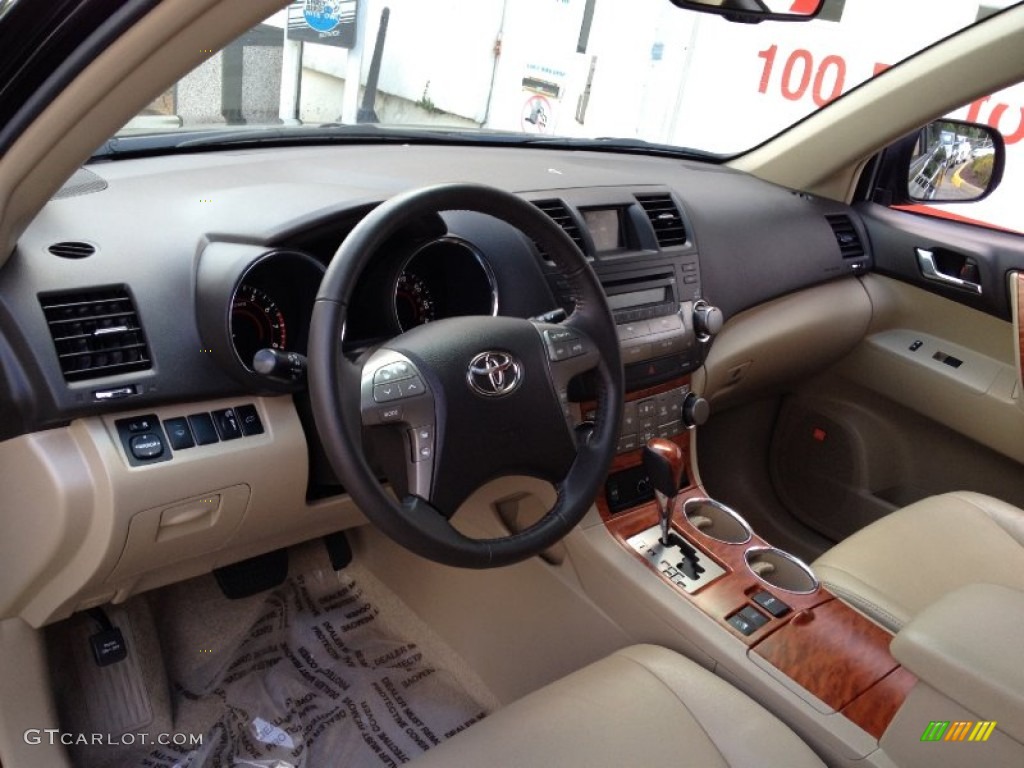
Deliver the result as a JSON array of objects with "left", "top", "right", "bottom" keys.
[{"left": 894, "top": 81, "right": 1024, "bottom": 235}]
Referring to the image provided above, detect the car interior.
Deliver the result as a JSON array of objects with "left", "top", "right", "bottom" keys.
[{"left": 1, "top": 0, "right": 1024, "bottom": 766}]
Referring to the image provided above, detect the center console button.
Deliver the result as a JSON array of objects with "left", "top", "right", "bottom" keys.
[{"left": 752, "top": 590, "right": 791, "bottom": 618}]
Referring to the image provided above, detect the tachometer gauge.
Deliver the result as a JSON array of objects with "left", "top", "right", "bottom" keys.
[
  {"left": 395, "top": 271, "right": 437, "bottom": 331},
  {"left": 231, "top": 284, "right": 287, "bottom": 368}
]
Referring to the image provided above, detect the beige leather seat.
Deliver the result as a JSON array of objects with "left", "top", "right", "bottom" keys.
[
  {"left": 814, "top": 491, "right": 1024, "bottom": 631},
  {"left": 410, "top": 644, "right": 823, "bottom": 768}
]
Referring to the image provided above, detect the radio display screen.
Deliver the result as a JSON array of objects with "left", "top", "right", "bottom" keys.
[
  {"left": 606, "top": 286, "right": 667, "bottom": 311},
  {"left": 582, "top": 208, "right": 622, "bottom": 252}
]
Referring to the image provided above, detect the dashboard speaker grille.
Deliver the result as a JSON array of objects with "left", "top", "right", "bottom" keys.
[
  {"left": 636, "top": 193, "right": 687, "bottom": 247},
  {"left": 532, "top": 199, "right": 587, "bottom": 258},
  {"left": 826, "top": 214, "right": 866, "bottom": 259},
  {"left": 39, "top": 286, "right": 152, "bottom": 382}
]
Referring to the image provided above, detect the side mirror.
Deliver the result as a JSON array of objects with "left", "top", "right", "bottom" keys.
[
  {"left": 906, "top": 119, "right": 1005, "bottom": 204},
  {"left": 668, "top": 0, "right": 825, "bottom": 24}
]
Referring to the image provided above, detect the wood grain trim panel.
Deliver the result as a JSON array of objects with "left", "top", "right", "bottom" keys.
[
  {"left": 753, "top": 599, "right": 900, "bottom": 712},
  {"left": 841, "top": 666, "right": 918, "bottom": 740},
  {"left": 603, "top": 492, "right": 831, "bottom": 645}
]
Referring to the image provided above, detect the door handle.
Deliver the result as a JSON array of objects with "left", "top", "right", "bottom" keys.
[{"left": 916, "top": 248, "right": 982, "bottom": 294}]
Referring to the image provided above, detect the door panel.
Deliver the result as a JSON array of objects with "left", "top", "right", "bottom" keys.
[{"left": 768, "top": 199, "right": 1024, "bottom": 542}]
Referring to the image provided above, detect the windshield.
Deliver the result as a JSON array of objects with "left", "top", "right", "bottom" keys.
[{"left": 115, "top": 0, "right": 1022, "bottom": 156}]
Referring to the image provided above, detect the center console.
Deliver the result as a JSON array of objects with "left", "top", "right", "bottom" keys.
[{"left": 597, "top": 434, "right": 917, "bottom": 743}]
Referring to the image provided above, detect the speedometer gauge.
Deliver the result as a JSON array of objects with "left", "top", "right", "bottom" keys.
[
  {"left": 395, "top": 272, "right": 436, "bottom": 331},
  {"left": 231, "top": 285, "right": 287, "bottom": 369}
]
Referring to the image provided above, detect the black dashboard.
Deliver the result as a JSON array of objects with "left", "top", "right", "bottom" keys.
[{"left": 0, "top": 144, "right": 871, "bottom": 444}]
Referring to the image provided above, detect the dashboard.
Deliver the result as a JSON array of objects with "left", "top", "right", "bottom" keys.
[{"left": 0, "top": 143, "right": 872, "bottom": 624}]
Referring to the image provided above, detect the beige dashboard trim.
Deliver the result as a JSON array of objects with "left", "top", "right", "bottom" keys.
[
  {"left": 0, "top": 396, "right": 365, "bottom": 628},
  {"left": 701, "top": 278, "right": 872, "bottom": 409}
]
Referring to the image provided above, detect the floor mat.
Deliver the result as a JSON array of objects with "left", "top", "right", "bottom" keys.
[{"left": 59, "top": 559, "right": 497, "bottom": 768}]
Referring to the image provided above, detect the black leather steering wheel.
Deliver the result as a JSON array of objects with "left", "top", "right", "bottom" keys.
[{"left": 308, "top": 183, "right": 623, "bottom": 568}]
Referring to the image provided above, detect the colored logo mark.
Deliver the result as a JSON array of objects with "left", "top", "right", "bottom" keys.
[
  {"left": 920, "top": 721, "right": 997, "bottom": 743},
  {"left": 303, "top": 0, "right": 342, "bottom": 33}
]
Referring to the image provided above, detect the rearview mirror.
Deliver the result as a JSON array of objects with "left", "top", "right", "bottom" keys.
[
  {"left": 907, "top": 119, "right": 1005, "bottom": 204},
  {"left": 668, "top": 0, "right": 825, "bottom": 24}
]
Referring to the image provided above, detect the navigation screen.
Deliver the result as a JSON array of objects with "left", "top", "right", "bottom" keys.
[{"left": 582, "top": 209, "right": 622, "bottom": 252}]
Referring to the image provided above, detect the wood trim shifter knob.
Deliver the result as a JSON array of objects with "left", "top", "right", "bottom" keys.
[{"left": 643, "top": 438, "right": 684, "bottom": 498}]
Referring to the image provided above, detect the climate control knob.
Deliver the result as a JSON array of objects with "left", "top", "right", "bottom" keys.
[
  {"left": 693, "top": 302, "right": 723, "bottom": 339},
  {"left": 682, "top": 393, "right": 710, "bottom": 428}
]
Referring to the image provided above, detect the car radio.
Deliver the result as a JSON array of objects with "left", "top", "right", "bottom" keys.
[{"left": 595, "top": 261, "right": 719, "bottom": 385}]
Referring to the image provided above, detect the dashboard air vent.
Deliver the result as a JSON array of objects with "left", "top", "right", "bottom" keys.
[
  {"left": 532, "top": 199, "right": 587, "bottom": 257},
  {"left": 636, "top": 193, "right": 687, "bottom": 248},
  {"left": 826, "top": 215, "right": 865, "bottom": 259},
  {"left": 48, "top": 241, "right": 96, "bottom": 259},
  {"left": 39, "top": 286, "right": 151, "bottom": 382}
]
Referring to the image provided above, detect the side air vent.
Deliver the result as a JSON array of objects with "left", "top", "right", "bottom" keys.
[
  {"left": 48, "top": 241, "right": 96, "bottom": 259},
  {"left": 39, "top": 286, "right": 151, "bottom": 382},
  {"left": 636, "top": 193, "right": 687, "bottom": 248},
  {"left": 826, "top": 214, "right": 866, "bottom": 259},
  {"left": 532, "top": 199, "right": 587, "bottom": 257}
]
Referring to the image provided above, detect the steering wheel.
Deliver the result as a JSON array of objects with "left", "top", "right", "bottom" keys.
[{"left": 308, "top": 183, "right": 623, "bottom": 568}]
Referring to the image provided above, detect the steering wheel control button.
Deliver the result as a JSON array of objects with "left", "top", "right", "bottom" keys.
[
  {"left": 409, "top": 425, "right": 434, "bottom": 462},
  {"left": 129, "top": 433, "right": 164, "bottom": 460},
  {"left": 467, "top": 351, "right": 523, "bottom": 397},
  {"left": 374, "top": 375, "right": 428, "bottom": 403},
  {"left": 235, "top": 404, "right": 264, "bottom": 436},
  {"left": 378, "top": 405, "right": 404, "bottom": 423},
  {"left": 188, "top": 413, "right": 220, "bottom": 445},
  {"left": 402, "top": 376, "right": 426, "bottom": 397},
  {"left": 373, "top": 361, "right": 415, "bottom": 385},
  {"left": 163, "top": 418, "right": 195, "bottom": 450},
  {"left": 752, "top": 591, "right": 791, "bottom": 618},
  {"left": 373, "top": 382, "right": 404, "bottom": 403},
  {"left": 212, "top": 408, "right": 243, "bottom": 440}
]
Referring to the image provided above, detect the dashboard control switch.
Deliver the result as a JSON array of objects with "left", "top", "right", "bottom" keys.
[
  {"left": 129, "top": 433, "right": 164, "bottom": 460},
  {"left": 212, "top": 408, "right": 243, "bottom": 440},
  {"left": 235, "top": 404, "right": 264, "bottom": 436},
  {"left": 693, "top": 302, "right": 724, "bottom": 339},
  {"left": 188, "top": 413, "right": 219, "bottom": 445},
  {"left": 682, "top": 393, "right": 710, "bottom": 428},
  {"left": 253, "top": 348, "right": 307, "bottom": 384},
  {"left": 163, "top": 418, "right": 195, "bottom": 450}
]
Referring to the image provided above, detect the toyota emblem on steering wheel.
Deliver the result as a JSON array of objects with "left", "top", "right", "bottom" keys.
[{"left": 467, "top": 351, "right": 522, "bottom": 397}]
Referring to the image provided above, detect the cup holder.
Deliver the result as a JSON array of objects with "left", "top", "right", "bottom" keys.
[
  {"left": 744, "top": 547, "right": 819, "bottom": 594},
  {"left": 682, "top": 497, "right": 753, "bottom": 545}
]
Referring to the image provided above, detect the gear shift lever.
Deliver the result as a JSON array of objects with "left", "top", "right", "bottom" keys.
[{"left": 643, "top": 438, "right": 685, "bottom": 545}]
